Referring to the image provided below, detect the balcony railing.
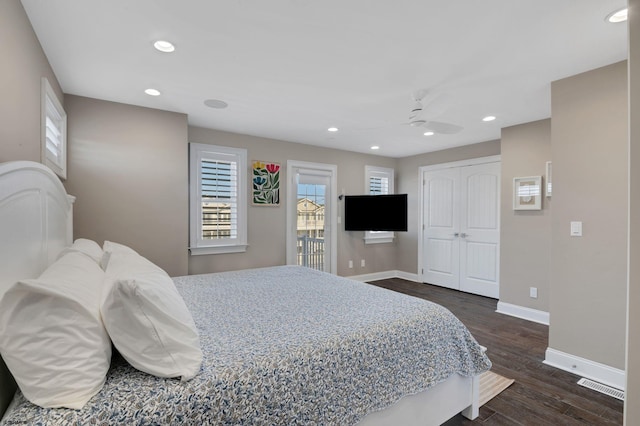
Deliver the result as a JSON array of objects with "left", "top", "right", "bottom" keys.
[{"left": 297, "top": 235, "right": 325, "bottom": 271}]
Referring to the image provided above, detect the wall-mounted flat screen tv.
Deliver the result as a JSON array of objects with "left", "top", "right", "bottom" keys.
[{"left": 344, "top": 194, "right": 408, "bottom": 232}]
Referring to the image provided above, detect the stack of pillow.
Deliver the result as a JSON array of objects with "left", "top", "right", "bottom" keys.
[{"left": 0, "top": 239, "right": 202, "bottom": 409}]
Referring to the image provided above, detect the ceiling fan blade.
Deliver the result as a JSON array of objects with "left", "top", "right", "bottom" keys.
[
  {"left": 423, "top": 121, "right": 463, "bottom": 134},
  {"left": 421, "top": 93, "right": 453, "bottom": 116}
]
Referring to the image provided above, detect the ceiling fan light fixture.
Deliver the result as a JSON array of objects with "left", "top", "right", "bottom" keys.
[{"left": 606, "top": 7, "right": 628, "bottom": 23}]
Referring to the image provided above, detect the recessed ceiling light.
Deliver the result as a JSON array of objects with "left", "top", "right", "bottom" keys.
[
  {"left": 482, "top": 115, "right": 496, "bottom": 122},
  {"left": 423, "top": 131, "right": 435, "bottom": 136},
  {"left": 144, "top": 88, "right": 161, "bottom": 96},
  {"left": 370, "top": 146, "right": 380, "bottom": 150},
  {"left": 204, "top": 99, "right": 228, "bottom": 109},
  {"left": 153, "top": 40, "right": 175, "bottom": 53},
  {"left": 328, "top": 127, "right": 339, "bottom": 132},
  {"left": 606, "top": 8, "right": 628, "bottom": 23}
]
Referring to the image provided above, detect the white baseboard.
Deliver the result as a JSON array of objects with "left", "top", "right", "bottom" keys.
[
  {"left": 395, "top": 270, "right": 419, "bottom": 282},
  {"left": 347, "top": 270, "right": 419, "bottom": 283},
  {"left": 544, "top": 348, "right": 626, "bottom": 391},
  {"left": 496, "top": 301, "right": 550, "bottom": 325}
]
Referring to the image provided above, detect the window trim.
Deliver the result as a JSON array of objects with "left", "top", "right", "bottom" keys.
[
  {"left": 364, "top": 165, "right": 395, "bottom": 244},
  {"left": 189, "top": 143, "right": 248, "bottom": 255},
  {"left": 41, "top": 78, "right": 67, "bottom": 179}
]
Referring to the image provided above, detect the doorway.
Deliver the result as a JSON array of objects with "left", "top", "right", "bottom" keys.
[
  {"left": 286, "top": 161, "right": 337, "bottom": 274},
  {"left": 419, "top": 156, "right": 501, "bottom": 298}
]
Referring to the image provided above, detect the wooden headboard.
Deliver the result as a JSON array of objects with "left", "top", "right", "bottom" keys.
[{"left": 0, "top": 161, "right": 74, "bottom": 418}]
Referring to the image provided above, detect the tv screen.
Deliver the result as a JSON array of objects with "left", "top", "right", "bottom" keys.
[{"left": 344, "top": 194, "right": 408, "bottom": 232}]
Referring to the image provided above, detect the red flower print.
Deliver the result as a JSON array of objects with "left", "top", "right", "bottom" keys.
[{"left": 266, "top": 163, "right": 280, "bottom": 173}]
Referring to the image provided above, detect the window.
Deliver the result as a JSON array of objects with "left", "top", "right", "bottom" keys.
[
  {"left": 41, "top": 78, "right": 67, "bottom": 179},
  {"left": 189, "top": 143, "right": 247, "bottom": 255},
  {"left": 364, "top": 165, "right": 395, "bottom": 244}
]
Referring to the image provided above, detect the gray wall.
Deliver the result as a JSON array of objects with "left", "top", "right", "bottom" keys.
[
  {"left": 549, "top": 61, "right": 628, "bottom": 370},
  {"left": 188, "top": 126, "right": 398, "bottom": 277},
  {"left": 64, "top": 95, "right": 190, "bottom": 277},
  {"left": 395, "top": 140, "right": 501, "bottom": 274},
  {"left": 0, "top": 0, "right": 64, "bottom": 415},
  {"left": 0, "top": 0, "right": 63, "bottom": 163},
  {"left": 626, "top": 0, "right": 640, "bottom": 421},
  {"left": 500, "top": 120, "right": 551, "bottom": 311}
]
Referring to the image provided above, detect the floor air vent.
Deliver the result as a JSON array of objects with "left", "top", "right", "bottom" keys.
[{"left": 577, "top": 378, "right": 625, "bottom": 401}]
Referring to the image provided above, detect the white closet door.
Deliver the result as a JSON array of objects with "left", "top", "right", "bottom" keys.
[
  {"left": 421, "top": 160, "right": 500, "bottom": 298},
  {"left": 459, "top": 162, "right": 500, "bottom": 298},
  {"left": 422, "top": 167, "right": 460, "bottom": 289}
]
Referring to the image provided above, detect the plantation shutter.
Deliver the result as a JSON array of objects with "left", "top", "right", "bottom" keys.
[
  {"left": 201, "top": 158, "right": 238, "bottom": 240},
  {"left": 41, "top": 77, "right": 67, "bottom": 179},
  {"left": 45, "top": 106, "right": 64, "bottom": 166},
  {"left": 364, "top": 166, "right": 395, "bottom": 243},
  {"left": 369, "top": 174, "right": 390, "bottom": 195},
  {"left": 189, "top": 143, "right": 247, "bottom": 255}
]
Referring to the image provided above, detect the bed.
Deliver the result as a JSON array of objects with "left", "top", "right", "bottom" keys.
[{"left": 0, "top": 161, "right": 490, "bottom": 426}]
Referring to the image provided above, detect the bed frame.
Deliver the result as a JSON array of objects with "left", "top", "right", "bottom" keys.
[{"left": 0, "top": 160, "right": 479, "bottom": 425}]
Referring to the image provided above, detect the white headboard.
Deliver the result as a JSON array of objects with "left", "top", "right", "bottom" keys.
[{"left": 0, "top": 161, "right": 74, "bottom": 417}]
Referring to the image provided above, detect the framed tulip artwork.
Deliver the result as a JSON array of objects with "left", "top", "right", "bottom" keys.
[{"left": 252, "top": 161, "right": 280, "bottom": 205}]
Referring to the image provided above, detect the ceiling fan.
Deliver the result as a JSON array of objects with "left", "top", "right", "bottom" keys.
[{"left": 406, "top": 89, "right": 463, "bottom": 135}]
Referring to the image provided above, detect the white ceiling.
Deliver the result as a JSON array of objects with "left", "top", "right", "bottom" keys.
[{"left": 21, "top": 0, "right": 627, "bottom": 158}]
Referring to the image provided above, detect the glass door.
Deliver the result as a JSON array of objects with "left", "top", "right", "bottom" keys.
[
  {"left": 296, "top": 181, "right": 327, "bottom": 271},
  {"left": 286, "top": 161, "right": 337, "bottom": 274}
]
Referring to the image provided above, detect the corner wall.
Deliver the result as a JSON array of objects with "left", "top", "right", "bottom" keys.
[
  {"left": 64, "top": 95, "right": 189, "bottom": 277},
  {"left": 549, "top": 61, "right": 628, "bottom": 373},
  {"left": 499, "top": 120, "right": 551, "bottom": 313},
  {"left": 626, "top": 0, "right": 640, "bottom": 421},
  {"left": 0, "top": 0, "right": 63, "bottom": 163}
]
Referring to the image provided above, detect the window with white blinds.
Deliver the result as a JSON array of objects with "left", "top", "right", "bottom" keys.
[
  {"left": 364, "top": 165, "right": 395, "bottom": 244},
  {"left": 189, "top": 143, "right": 247, "bottom": 255},
  {"left": 41, "top": 78, "right": 67, "bottom": 179}
]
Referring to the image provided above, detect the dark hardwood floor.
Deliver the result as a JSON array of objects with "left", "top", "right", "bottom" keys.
[{"left": 366, "top": 278, "right": 624, "bottom": 425}]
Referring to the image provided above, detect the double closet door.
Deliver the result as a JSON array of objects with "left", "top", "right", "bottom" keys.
[{"left": 421, "top": 160, "right": 500, "bottom": 299}]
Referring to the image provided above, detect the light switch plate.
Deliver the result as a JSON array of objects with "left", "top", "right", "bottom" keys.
[{"left": 570, "top": 221, "right": 583, "bottom": 237}]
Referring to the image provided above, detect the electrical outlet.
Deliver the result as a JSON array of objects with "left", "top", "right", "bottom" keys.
[
  {"left": 530, "top": 287, "right": 538, "bottom": 299},
  {"left": 361, "top": 259, "right": 365, "bottom": 267},
  {"left": 348, "top": 260, "right": 353, "bottom": 269}
]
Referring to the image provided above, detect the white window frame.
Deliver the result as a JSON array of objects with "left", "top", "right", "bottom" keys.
[
  {"left": 189, "top": 143, "right": 248, "bottom": 255},
  {"left": 41, "top": 77, "right": 67, "bottom": 179},
  {"left": 364, "top": 165, "right": 395, "bottom": 244}
]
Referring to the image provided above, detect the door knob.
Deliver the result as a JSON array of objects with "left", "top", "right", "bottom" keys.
[
  {"left": 460, "top": 232, "right": 467, "bottom": 238},
  {"left": 453, "top": 232, "right": 459, "bottom": 237}
]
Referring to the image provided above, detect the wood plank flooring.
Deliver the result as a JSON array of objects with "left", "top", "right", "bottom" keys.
[{"left": 366, "top": 278, "right": 624, "bottom": 425}]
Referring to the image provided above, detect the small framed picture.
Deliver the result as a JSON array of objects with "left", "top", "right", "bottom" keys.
[{"left": 513, "top": 176, "right": 542, "bottom": 210}]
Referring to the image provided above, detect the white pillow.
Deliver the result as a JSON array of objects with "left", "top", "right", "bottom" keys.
[
  {"left": 57, "top": 238, "right": 103, "bottom": 264},
  {"left": 101, "top": 240, "right": 139, "bottom": 269},
  {"left": 102, "top": 251, "right": 202, "bottom": 380},
  {"left": 0, "top": 252, "right": 111, "bottom": 409}
]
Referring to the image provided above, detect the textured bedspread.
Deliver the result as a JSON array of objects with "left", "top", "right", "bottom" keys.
[{"left": 2, "top": 266, "right": 490, "bottom": 425}]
